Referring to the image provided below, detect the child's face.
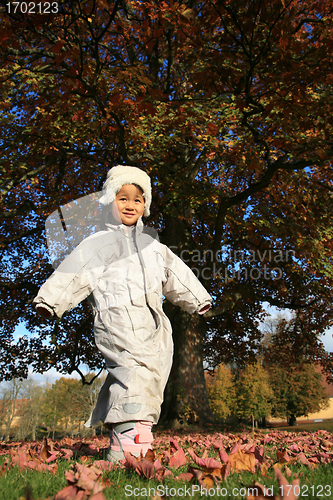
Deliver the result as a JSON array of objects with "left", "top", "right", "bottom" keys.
[{"left": 112, "top": 184, "right": 145, "bottom": 225}]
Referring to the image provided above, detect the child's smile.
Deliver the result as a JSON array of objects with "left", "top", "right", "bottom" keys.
[{"left": 113, "top": 184, "right": 145, "bottom": 225}]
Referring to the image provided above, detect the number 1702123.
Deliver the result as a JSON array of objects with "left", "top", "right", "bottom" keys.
[{"left": 6, "top": 2, "right": 59, "bottom": 14}]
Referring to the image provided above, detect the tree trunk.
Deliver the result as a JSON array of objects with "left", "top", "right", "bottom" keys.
[
  {"left": 288, "top": 414, "right": 297, "bottom": 426},
  {"left": 5, "top": 399, "right": 16, "bottom": 442},
  {"left": 159, "top": 302, "right": 215, "bottom": 427},
  {"left": 158, "top": 212, "right": 215, "bottom": 427}
]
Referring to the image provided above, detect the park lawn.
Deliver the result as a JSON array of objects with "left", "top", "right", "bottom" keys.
[
  {"left": 0, "top": 428, "right": 332, "bottom": 500},
  {"left": 272, "top": 420, "right": 333, "bottom": 434}
]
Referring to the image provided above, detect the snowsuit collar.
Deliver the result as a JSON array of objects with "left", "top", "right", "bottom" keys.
[{"left": 105, "top": 216, "right": 144, "bottom": 237}]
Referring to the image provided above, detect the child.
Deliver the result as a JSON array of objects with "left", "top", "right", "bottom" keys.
[{"left": 33, "top": 165, "right": 212, "bottom": 462}]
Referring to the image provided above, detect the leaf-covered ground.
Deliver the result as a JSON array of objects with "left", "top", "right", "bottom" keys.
[{"left": 1, "top": 429, "right": 333, "bottom": 499}]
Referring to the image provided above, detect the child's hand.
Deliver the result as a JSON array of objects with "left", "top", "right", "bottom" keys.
[{"left": 35, "top": 304, "right": 53, "bottom": 319}]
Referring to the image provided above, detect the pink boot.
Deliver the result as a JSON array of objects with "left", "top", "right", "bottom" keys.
[{"left": 106, "top": 421, "right": 154, "bottom": 463}]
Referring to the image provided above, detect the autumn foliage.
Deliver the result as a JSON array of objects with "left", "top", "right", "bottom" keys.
[
  {"left": 206, "top": 361, "right": 329, "bottom": 426},
  {"left": 1, "top": 0, "right": 333, "bottom": 421}
]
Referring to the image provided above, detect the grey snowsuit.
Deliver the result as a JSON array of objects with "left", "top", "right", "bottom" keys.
[{"left": 33, "top": 218, "right": 212, "bottom": 425}]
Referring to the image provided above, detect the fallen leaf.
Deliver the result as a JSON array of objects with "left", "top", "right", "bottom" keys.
[
  {"left": 296, "top": 452, "right": 310, "bottom": 466},
  {"left": 155, "top": 466, "right": 174, "bottom": 481},
  {"left": 188, "top": 448, "right": 221, "bottom": 469},
  {"left": 144, "top": 448, "right": 156, "bottom": 463},
  {"left": 176, "top": 471, "right": 194, "bottom": 482},
  {"left": 169, "top": 437, "right": 180, "bottom": 450},
  {"left": 136, "top": 458, "right": 156, "bottom": 479},
  {"left": 40, "top": 437, "right": 51, "bottom": 461},
  {"left": 229, "top": 449, "right": 256, "bottom": 473},
  {"left": 277, "top": 449, "right": 290, "bottom": 464},
  {"left": 123, "top": 451, "right": 139, "bottom": 470},
  {"left": 201, "top": 474, "right": 215, "bottom": 489},
  {"left": 218, "top": 447, "right": 229, "bottom": 463},
  {"left": 169, "top": 448, "right": 187, "bottom": 468}
]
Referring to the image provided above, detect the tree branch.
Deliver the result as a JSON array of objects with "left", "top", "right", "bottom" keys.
[
  {"left": 204, "top": 293, "right": 242, "bottom": 318},
  {"left": 0, "top": 227, "right": 43, "bottom": 247},
  {"left": 0, "top": 157, "right": 56, "bottom": 199},
  {"left": 257, "top": 295, "right": 317, "bottom": 309}
]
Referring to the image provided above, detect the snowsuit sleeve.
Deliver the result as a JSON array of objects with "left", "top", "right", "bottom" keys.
[
  {"left": 33, "top": 235, "right": 109, "bottom": 319},
  {"left": 160, "top": 244, "right": 212, "bottom": 315}
]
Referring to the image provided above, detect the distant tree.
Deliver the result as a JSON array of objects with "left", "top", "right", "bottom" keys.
[
  {"left": 40, "top": 381, "right": 58, "bottom": 438},
  {"left": 262, "top": 312, "right": 333, "bottom": 378},
  {"left": 261, "top": 314, "right": 331, "bottom": 425},
  {"left": 0, "top": 378, "right": 24, "bottom": 441},
  {"left": 268, "top": 363, "right": 330, "bottom": 426},
  {"left": 41, "top": 378, "right": 80, "bottom": 438},
  {"left": 40, "top": 374, "right": 105, "bottom": 437},
  {"left": 15, "top": 379, "right": 45, "bottom": 441},
  {"left": 0, "top": 397, "right": 6, "bottom": 432},
  {"left": 235, "top": 361, "right": 273, "bottom": 427},
  {"left": 206, "top": 364, "right": 236, "bottom": 420},
  {"left": 67, "top": 372, "right": 107, "bottom": 435}
]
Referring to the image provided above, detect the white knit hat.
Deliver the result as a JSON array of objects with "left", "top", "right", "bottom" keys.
[{"left": 99, "top": 165, "right": 152, "bottom": 216}]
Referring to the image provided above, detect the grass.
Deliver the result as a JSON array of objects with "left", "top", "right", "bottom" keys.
[
  {"left": 1, "top": 462, "right": 333, "bottom": 500},
  {"left": 1, "top": 425, "right": 333, "bottom": 500},
  {"left": 0, "top": 458, "right": 69, "bottom": 500},
  {"left": 273, "top": 420, "right": 333, "bottom": 433}
]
